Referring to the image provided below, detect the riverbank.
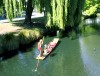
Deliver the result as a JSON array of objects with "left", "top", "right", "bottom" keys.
[
  {"left": 0, "top": 22, "right": 44, "bottom": 55},
  {"left": 1, "top": 15, "right": 99, "bottom": 56}
]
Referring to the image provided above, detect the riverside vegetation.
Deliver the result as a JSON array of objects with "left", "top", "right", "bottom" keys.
[{"left": 0, "top": 27, "right": 43, "bottom": 55}]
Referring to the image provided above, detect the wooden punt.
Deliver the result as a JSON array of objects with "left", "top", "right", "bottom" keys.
[{"left": 36, "top": 38, "right": 59, "bottom": 60}]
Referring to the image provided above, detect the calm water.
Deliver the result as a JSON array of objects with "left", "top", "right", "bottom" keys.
[{"left": 0, "top": 17, "right": 100, "bottom": 76}]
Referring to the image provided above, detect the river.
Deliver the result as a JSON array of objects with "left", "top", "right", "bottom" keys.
[{"left": 0, "top": 17, "right": 100, "bottom": 76}]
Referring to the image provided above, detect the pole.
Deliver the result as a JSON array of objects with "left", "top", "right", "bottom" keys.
[{"left": 34, "top": 59, "right": 40, "bottom": 71}]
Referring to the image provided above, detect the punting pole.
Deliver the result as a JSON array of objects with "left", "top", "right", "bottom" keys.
[{"left": 35, "top": 59, "right": 40, "bottom": 71}]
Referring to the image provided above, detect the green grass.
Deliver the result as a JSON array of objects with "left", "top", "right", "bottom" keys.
[
  {"left": 0, "top": 27, "right": 43, "bottom": 54},
  {"left": 1, "top": 33, "right": 19, "bottom": 51}
]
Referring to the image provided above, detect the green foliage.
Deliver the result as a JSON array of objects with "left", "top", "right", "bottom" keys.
[
  {"left": 32, "top": 28, "right": 43, "bottom": 38},
  {"left": 68, "top": 30, "right": 77, "bottom": 40},
  {"left": 79, "top": 22, "right": 99, "bottom": 36},
  {"left": 83, "top": 4, "right": 98, "bottom": 16},
  {"left": 85, "top": 26, "right": 96, "bottom": 33},
  {"left": 35, "top": 0, "right": 44, "bottom": 13},
  {"left": 13, "top": 0, "right": 17, "bottom": 17},
  {"left": 5, "top": 0, "right": 13, "bottom": 21},
  {"left": 0, "top": 28, "right": 43, "bottom": 53},
  {"left": 0, "top": 0, "right": 4, "bottom": 16},
  {"left": 19, "top": 29, "right": 36, "bottom": 44},
  {"left": 1, "top": 33, "right": 19, "bottom": 51},
  {"left": 0, "top": 7, "right": 3, "bottom": 16},
  {"left": 19, "top": 28, "right": 43, "bottom": 45},
  {"left": 0, "top": 35, "right": 3, "bottom": 54},
  {"left": 45, "top": 0, "right": 85, "bottom": 30},
  {"left": 18, "top": 0, "right": 23, "bottom": 15},
  {"left": 45, "top": 0, "right": 69, "bottom": 30},
  {"left": 4, "top": 0, "right": 24, "bottom": 21},
  {"left": 84, "top": 0, "right": 99, "bottom": 10},
  {"left": 4, "top": 0, "right": 85, "bottom": 30},
  {"left": 67, "top": 0, "right": 78, "bottom": 26},
  {"left": 83, "top": 0, "right": 100, "bottom": 16}
]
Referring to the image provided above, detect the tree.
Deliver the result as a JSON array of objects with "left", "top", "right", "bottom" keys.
[
  {"left": 44, "top": 0, "right": 85, "bottom": 31},
  {"left": 24, "top": 0, "right": 33, "bottom": 24},
  {"left": 83, "top": 0, "right": 100, "bottom": 16},
  {"left": 4, "top": 0, "right": 34, "bottom": 24},
  {"left": 0, "top": 0, "right": 4, "bottom": 16},
  {"left": 4, "top": 0, "right": 23, "bottom": 21},
  {"left": 4, "top": 0, "right": 85, "bottom": 32}
]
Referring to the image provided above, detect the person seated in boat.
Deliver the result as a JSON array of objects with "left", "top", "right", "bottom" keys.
[
  {"left": 37, "top": 39, "right": 43, "bottom": 57},
  {"left": 48, "top": 40, "right": 57, "bottom": 48},
  {"left": 43, "top": 44, "right": 49, "bottom": 56}
]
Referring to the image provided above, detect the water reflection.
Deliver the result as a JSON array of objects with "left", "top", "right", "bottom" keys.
[
  {"left": 85, "top": 19, "right": 93, "bottom": 24},
  {"left": 96, "top": 17, "right": 100, "bottom": 23},
  {"left": 33, "top": 48, "right": 40, "bottom": 58},
  {"left": 79, "top": 35, "right": 100, "bottom": 76},
  {"left": 85, "top": 17, "right": 100, "bottom": 25},
  {"left": 18, "top": 51, "right": 25, "bottom": 60}
]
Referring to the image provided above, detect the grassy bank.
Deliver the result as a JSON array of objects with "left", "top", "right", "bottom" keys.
[{"left": 0, "top": 25, "right": 43, "bottom": 55}]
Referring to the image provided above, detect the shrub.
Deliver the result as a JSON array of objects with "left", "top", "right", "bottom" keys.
[
  {"left": 1, "top": 33, "right": 19, "bottom": 51},
  {"left": 18, "top": 29, "right": 36, "bottom": 45},
  {"left": 83, "top": 4, "right": 98, "bottom": 16}
]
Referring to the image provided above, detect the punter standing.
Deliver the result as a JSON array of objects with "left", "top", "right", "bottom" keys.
[{"left": 37, "top": 39, "right": 43, "bottom": 57}]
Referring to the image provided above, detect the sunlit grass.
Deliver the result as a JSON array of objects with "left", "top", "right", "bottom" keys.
[
  {"left": 32, "top": 28, "right": 43, "bottom": 38},
  {"left": 18, "top": 28, "right": 43, "bottom": 45},
  {"left": 19, "top": 29, "right": 35, "bottom": 45}
]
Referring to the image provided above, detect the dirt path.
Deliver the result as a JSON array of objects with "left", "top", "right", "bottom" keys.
[{"left": 0, "top": 23, "right": 22, "bottom": 35}]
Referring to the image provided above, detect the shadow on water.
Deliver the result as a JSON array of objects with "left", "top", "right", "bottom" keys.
[
  {"left": 50, "top": 53, "right": 57, "bottom": 57},
  {"left": 80, "top": 17, "right": 100, "bottom": 37},
  {"left": 0, "top": 41, "right": 37, "bottom": 61},
  {"left": 0, "top": 36, "right": 60, "bottom": 61}
]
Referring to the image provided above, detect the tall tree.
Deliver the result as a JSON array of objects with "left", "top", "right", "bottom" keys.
[
  {"left": 83, "top": 0, "right": 100, "bottom": 16},
  {"left": 44, "top": 0, "right": 85, "bottom": 31},
  {"left": 4, "top": 0, "right": 85, "bottom": 31},
  {"left": 24, "top": 0, "right": 33, "bottom": 24},
  {"left": 4, "top": 0, "right": 23, "bottom": 21},
  {"left": 0, "top": 0, "right": 4, "bottom": 16}
]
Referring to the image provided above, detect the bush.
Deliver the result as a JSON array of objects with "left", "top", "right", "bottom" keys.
[
  {"left": 1, "top": 33, "right": 19, "bottom": 51},
  {"left": 83, "top": 4, "right": 98, "bottom": 16},
  {"left": 19, "top": 28, "right": 43, "bottom": 45},
  {"left": 19, "top": 29, "right": 36, "bottom": 45}
]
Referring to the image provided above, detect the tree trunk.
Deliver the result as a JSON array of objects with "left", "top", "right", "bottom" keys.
[{"left": 24, "top": 0, "right": 33, "bottom": 25}]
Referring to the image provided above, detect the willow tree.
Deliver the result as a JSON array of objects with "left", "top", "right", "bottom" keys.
[
  {"left": 0, "top": 0, "right": 4, "bottom": 15},
  {"left": 4, "top": 0, "right": 85, "bottom": 31},
  {"left": 4, "top": 0, "right": 35, "bottom": 24},
  {"left": 45, "top": 0, "right": 85, "bottom": 31},
  {"left": 35, "top": 0, "right": 85, "bottom": 32},
  {"left": 4, "top": 0, "right": 23, "bottom": 21}
]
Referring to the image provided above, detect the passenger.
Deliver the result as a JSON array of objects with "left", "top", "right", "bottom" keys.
[
  {"left": 43, "top": 44, "right": 49, "bottom": 56},
  {"left": 49, "top": 40, "right": 56, "bottom": 48}
]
